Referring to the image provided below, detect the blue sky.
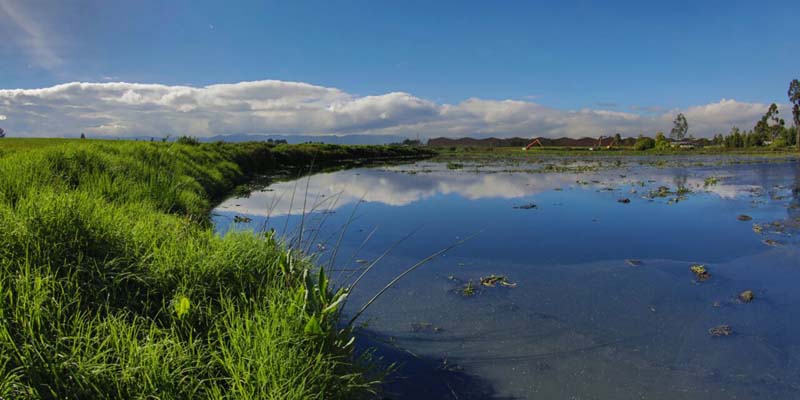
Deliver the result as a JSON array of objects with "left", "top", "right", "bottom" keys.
[{"left": 0, "top": 0, "right": 798, "bottom": 138}]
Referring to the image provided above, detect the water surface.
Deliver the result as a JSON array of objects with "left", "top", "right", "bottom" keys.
[{"left": 214, "top": 156, "right": 800, "bottom": 399}]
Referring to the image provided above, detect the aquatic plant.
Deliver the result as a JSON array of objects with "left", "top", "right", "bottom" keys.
[
  {"left": 690, "top": 264, "right": 711, "bottom": 281},
  {"left": 447, "top": 162, "right": 464, "bottom": 170},
  {"left": 708, "top": 325, "right": 733, "bottom": 337},
  {"left": 738, "top": 290, "right": 755, "bottom": 303},
  {"left": 479, "top": 275, "right": 517, "bottom": 288},
  {"left": 461, "top": 280, "right": 476, "bottom": 296}
]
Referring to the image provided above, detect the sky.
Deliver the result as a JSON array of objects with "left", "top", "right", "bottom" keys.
[{"left": 0, "top": 0, "right": 798, "bottom": 139}]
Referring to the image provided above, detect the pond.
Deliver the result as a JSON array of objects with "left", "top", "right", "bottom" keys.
[{"left": 214, "top": 156, "right": 800, "bottom": 399}]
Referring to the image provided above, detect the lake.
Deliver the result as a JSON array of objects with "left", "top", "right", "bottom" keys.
[{"left": 214, "top": 156, "right": 800, "bottom": 399}]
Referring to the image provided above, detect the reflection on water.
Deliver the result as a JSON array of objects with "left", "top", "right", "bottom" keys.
[{"left": 214, "top": 157, "right": 800, "bottom": 399}]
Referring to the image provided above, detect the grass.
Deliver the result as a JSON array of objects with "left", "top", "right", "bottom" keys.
[{"left": 0, "top": 138, "right": 432, "bottom": 399}]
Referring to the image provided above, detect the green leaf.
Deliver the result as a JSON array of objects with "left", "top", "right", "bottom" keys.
[
  {"left": 173, "top": 295, "right": 191, "bottom": 319},
  {"left": 304, "top": 314, "right": 324, "bottom": 335}
]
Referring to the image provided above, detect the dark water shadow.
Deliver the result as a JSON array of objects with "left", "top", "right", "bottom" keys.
[{"left": 355, "top": 329, "right": 515, "bottom": 400}]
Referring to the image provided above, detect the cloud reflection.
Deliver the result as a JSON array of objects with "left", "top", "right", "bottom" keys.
[{"left": 216, "top": 164, "right": 767, "bottom": 218}]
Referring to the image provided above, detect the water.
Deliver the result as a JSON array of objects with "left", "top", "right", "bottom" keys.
[{"left": 214, "top": 156, "right": 800, "bottom": 399}]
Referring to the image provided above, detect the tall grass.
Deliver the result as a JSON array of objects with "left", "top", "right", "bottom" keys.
[{"left": 0, "top": 139, "right": 431, "bottom": 399}]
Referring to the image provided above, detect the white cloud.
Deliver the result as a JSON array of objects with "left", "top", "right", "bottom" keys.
[
  {"left": 0, "top": 80, "right": 787, "bottom": 139},
  {"left": 0, "top": 115, "right": 6, "bottom": 121}
]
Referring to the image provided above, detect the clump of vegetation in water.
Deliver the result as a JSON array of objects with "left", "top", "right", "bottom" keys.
[
  {"left": 233, "top": 215, "right": 253, "bottom": 223},
  {"left": 513, "top": 202, "right": 537, "bottom": 210},
  {"left": 447, "top": 162, "right": 464, "bottom": 170},
  {"left": 738, "top": 290, "right": 755, "bottom": 303},
  {"left": 649, "top": 186, "right": 673, "bottom": 198},
  {"left": 691, "top": 264, "right": 711, "bottom": 281},
  {"left": 461, "top": 280, "right": 477, "bottom": 296},
  {"left": 709, "top": 325, "right": 734, "bottom": 337},
  {"left": 0, "top": 139, "right": 432, "bottom": 399},
  {"left": 480, "top": 275, "right": 517, "bottom": 288},
  {"left": 704, "top": 176, "right": 719, "bottom": 186},
  {"left": 737, "top": 214, "right": 753, "bottom": 221}
]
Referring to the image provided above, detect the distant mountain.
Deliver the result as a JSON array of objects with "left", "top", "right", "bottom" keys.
[
  {"left": 426, "top": 136, "right": 635, "bottom": 147},
  {"left": 204, "top": 134, "right": 411, "bottom": 145}
]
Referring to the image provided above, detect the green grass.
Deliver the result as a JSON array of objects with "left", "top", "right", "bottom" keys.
[{"left": 0, "top": 138, "right": 431, "bottom": 399}]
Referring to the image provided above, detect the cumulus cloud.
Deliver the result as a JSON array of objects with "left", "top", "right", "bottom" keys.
[
  {"left": 0, "top": 115, "right": 6, "bottom": 121},
  {"left": 0, "top": 80, "right": 788, "bottom": 139}
]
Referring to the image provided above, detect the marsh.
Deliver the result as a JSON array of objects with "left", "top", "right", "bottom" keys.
[{"left": 217, "top": 155, "right": 800, "bottom": 399}]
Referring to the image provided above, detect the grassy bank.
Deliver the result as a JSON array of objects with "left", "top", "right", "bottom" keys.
[{"left": 0, "top": 139, "right": 432, "bottom": 399}]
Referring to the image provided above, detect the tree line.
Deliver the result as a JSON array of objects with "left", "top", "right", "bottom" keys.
[{"left": 634, "top": 79, "right": 800, "bottom": 150}]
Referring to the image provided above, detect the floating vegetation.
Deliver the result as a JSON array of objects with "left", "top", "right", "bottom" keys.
[
  {"left": 460, "top": 280, "right": 477, "bottom": 297},
  {"left": 648, "top": 186, "right": 672, "bottom": 198},
  {"left": 618, "top": 198, "right": 631, "bottom": 204},
  {"left": 752, "top": 224, "right": 763, "bottom": 233},
  {"left": 738, "top": 290, "right": 755, "bottom": 303},
  {"left": 625, "top": 259, "right": 643, "bottom": 267},
  {"left": 513, "top": 203, "right": 538, "bottom": 210},
  {"left": 704, "top": 176, "right": 719, "bottom": 187},
  {"left": 233, "top": 215, "right": 253, "bottom": 223},
  {"left": 690, "top": 264, "right": 711, "bottom": 281},
  {"left": 737, "top": 214, "right": 752, "bottom": 221},
  {"left": 446, "top": 162, "right": 464, "bottom": 170},
  {"left": 479, "top": 274, "right": 517, "bottom": 288},
  {"left": 708, "top": 325, "right": 733, "bottom": 337},
  {"left": 762, "top": 239, "right": 780, "bottom": 246}
]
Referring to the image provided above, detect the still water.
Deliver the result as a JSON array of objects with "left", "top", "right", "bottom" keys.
[{"left": 214, "top": 156, "right": 800, "bottom": 399}]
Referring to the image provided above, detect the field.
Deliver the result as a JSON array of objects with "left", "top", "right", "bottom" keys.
[{"left": 0, "top": 138, "right": 432, "bottom": 399}]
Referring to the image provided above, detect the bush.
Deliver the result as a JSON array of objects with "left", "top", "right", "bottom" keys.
[
  {"left": 176, "top": 135, "right": 201, "bottom": 145},
  {"left": 634, "top": 137, "right": 655, "bottom": 151},
  {"left": 770, "top": 137, "right": 788, "bottom": 148}
]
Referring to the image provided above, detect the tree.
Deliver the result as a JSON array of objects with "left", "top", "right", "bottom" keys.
[
  {"left": 0, "top": 128, "right": 4, "bottom": 138},
  {"left": 654, "top": 131, "right": 670, "bottom": 149},
  {"left": 670, "top": 113, "right": 688, "bottom": 141},
  {"left": 754, "top": 103, "right": 784, "bottom": 143},
  {"left": 80, "top": 132, "right": 86, "bottom": 139},
  {"left": 788, "top": 79, "right": 800, "bottom": 150}
]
